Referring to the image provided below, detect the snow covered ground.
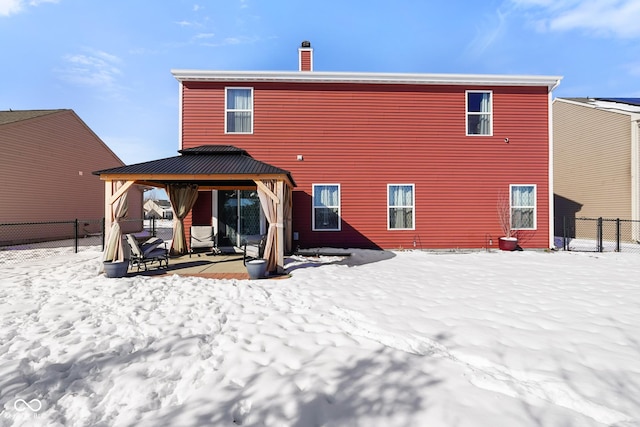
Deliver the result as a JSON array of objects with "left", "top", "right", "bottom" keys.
[{"left": 1, "top": 248, "right": 639, "bottom": 426}]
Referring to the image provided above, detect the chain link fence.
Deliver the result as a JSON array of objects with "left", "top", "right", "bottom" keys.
[
  {"left": 557, "top": 216, "right": 640, "bottom": 253},
  {"left": 0, "top": 218, "right": 173, "bottom": 264}
]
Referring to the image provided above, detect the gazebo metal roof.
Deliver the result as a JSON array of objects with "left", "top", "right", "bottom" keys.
[{"left": 93, "top": 145, "right": 296, "bottom": 188}]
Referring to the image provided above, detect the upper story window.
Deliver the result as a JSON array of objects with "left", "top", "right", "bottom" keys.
[
  {"left": 388, "top": 184, "right": 415, "bottom": 230},
  {"left": 511, "top": 184, "right": 536, "bottom": 230},
  {"left": 225, "top": 87, "right": 253, "bottom": 133},
  {"left": 466, "top": 91, "right": 492, "bottom": 136},
  {"left": 313, "top": 184, "right": 341, "bottom": 231}
]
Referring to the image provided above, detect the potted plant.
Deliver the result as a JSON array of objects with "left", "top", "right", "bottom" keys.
[
  {"left": 246, "top": 258, "right": 267, "bottom": 279},
  {"left": 103, "top": 236, "right": 131, "bottom": 278},
  {"left": 497, "top": 190, "right": 518, "bottom": 251}
]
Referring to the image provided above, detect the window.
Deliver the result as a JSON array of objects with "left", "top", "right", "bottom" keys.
[
  {"left": 313, "top": 184, "right": 340, "bottom": 231},
  {"left": 388, "top": 184, "right": 415, "bottom": 230},
  {"left": 466, "top": 91, "right": 492, "bottom": 136},
  {"left": 511, "top": 184, "right": 536, "bottom": 230},
  {"left": 225, "top": 87, "right": 253, "bottom": 133}
]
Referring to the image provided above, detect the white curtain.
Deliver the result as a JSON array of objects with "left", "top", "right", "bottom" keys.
[
  {"left": 257, "top": 180, "right": 278, "bottom": 272},
  {"left": 227, "top": 89, "right": 252, "bottom": 133},
  {"left": 314, "top": 185, "right": 339, "bottom": 229},
  {"left": 284, "top": 185, "right": 293, "bottom": 254},
  {"left": 389, "top": 185, "right": 413, "bottom": 229},
  {"left": 167, "top": 183, "right": 199, "bottom": 255},
  {"left": 511, "top": 186, "right": 534, "bottom": 228},
  {"left": 103, "top": 181, "right": 129, "bottom": 263},
  {"left": 468, "top": 92, "right": 491, "bottom": 135},
  {"left": 478, "top": 93, "right": 490, "bottom": 135}
]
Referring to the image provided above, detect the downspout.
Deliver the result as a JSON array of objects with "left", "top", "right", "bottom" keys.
[
  {"left": 178, "top": 81, "right": 184, "bottom": 152},
  {"left": 548, "top": 79, "right": 561, "bottom": 249}
]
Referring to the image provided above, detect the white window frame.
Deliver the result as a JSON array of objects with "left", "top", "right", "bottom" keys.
[
  {"left": 312, "top": 183, "right": 341, "bottom": 231},
  {"left": 510, "top": 184, "right": 537, "bottom": 230},
  {"left": 387, "top": 184, "right": 415, "bottom": 230},
  {"left": 225, "top": 87, "right": 253, "bottom": 134},
  {"left": 466, "top": 90, "right": 493, "bottom": 136}
]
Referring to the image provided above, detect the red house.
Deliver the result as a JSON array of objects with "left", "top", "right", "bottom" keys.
[{"left": 170, "top": 42, "right": 561, "bottom": 252}]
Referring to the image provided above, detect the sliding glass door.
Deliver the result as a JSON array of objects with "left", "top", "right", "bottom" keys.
[{"left": 217, "top": 190, "right": 262, "bottom": 247}]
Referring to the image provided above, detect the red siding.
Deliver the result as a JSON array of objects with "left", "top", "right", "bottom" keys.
[
  {"left": 181, "top": 82, "right": 550, "bottom": 250},
  {"left": 300, "top": 50, "right": 312, "bottom": 71},
  {"left": 192, "top": 191, "right": 212, "bottom": 225}
]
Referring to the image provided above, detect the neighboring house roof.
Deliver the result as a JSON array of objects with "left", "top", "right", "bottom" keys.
[
  {"left": 94, "top": 145, "right": 296, "bottom": 186},
  {"left": 558, "top": 98, "right": 640, "bottom": 115},
  {"left": 172, "top": 70, "right": 563, "bottom": 92},
  {"left": 598, "top": 98, "right": 640, "bottom": 107},
  {"left": 0, "top": 109, "right": 68, "bottom": 126}
]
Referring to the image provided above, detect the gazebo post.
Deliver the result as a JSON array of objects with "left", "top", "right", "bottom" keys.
[{"left": 104, "top": 180, "right": 113, "bottom": 233}]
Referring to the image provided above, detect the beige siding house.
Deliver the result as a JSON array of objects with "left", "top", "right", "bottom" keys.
[
  {"left": 553, "top": 98, "right": 640, "bottom": 240},
  {"left": 0, "top": 109, "right": 143, "bottom": 243},
  {"left": 144, "top": 199, "right": 173, "bottom": 219}
]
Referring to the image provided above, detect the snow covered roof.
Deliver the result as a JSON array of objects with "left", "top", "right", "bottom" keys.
[{"left": 560, "top": 97, "right": 640, "bottom": 114}]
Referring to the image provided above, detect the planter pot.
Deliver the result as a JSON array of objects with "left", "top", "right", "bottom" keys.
[
  {"left": 103, "top": 260, "right": 129, "bottom": 278},
  {"left": 246, "top": 259, "right": 267, "bottom": 280},
  {"left": 498, "top": 237, "right": 518, "bottom": 251}
]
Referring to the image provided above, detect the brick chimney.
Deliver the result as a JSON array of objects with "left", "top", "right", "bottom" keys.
[{"left": 299, "top": 40, "right": 313, "bottom": 72}]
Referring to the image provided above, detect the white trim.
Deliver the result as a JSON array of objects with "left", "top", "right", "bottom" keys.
[
  {"left": 312, "top": 183, "right": 341, "bottom": 231},
  {"left": 212, "top": 189, "right": 219, "bottom": 246},
  {"left": 466, "top": 90, "right": 493, "bottom": 136},
  {"left": 632, "top": 119, "right": 640, "bottom": 240},
  {"left": 178, "top": 82, "right": 184, "bottom": 151},
  {"left": 387, "top": 184, "right": 415, "bottom": 230},
  {"left": 548, "top": 91, "right": 554, "bottom": 248},
  {"left": 510, "top": 184, "right": 537, "bottom": 230},
  {"left": 173, "top": 69, "right": 562, "bottom": 90},
  {"left": 224, "top": 87, "right": 254, "bottom": 134}
]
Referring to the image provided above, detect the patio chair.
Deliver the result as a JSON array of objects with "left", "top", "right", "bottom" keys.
[
  {"left": 189, "top": 225, "right": 218, "bottom": 257},
  {"left": 125, "top": 234, "right": 169, "bottom": 271}
]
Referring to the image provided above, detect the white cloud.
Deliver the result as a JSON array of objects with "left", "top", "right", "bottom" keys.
[
  {"left": 0, "top": 0, "right": 58, "bottom": 16},
  {"left": 465, "top": 8, "right": 509, "bottom": 57},
  {"left": 176, "top": 20, "right": 196, "bottom": 27},
  {"left": 0, "top": 0, "right": 24, "bottom": 16},
  {"left": 199, "top": 36, "right": 260, "bottom": 47},
  {"left": 56, "top": 49, "right": 125, "bottom": 98},
  {"left": 29, "top": 0, "right": 58, "bottom": 5},
  {"left": 510, "top": 0, "right": 640, "bottom": 38},
  {"left": 194, "top": 32, "right": 215, "bottom": 39}
]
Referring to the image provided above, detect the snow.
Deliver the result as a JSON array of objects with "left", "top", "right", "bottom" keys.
[{"left": 1, "top": 248, "right": 639, "bottom": 426}]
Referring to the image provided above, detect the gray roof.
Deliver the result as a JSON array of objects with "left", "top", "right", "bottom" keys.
[
  {"left": 93, "top": 145, "right": 296, "bottom": 186},
  {"left": 0, "top": 109, "right": 68, "bottom": 126}
]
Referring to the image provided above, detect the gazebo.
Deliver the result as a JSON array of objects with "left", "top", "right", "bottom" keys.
[{"left": 93, "top": 145, "right": 295, "bottom": 274}]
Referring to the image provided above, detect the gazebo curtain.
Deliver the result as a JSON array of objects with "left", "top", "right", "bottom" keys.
[
  {"left": 284, "top": 184, "right": 292, "bottom": 254},
  {"left": 257, "top": 180, "right": 278, "bottom": 272},
  {"left": 167, "top": 183, "right": 199, "bottom": 256},
  {"left": 103, "top": 180, "right": 128, "bottom": 262}
]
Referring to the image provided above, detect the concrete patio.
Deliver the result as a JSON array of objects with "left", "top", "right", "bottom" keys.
[{"left": 126, "top": 252, "right": 257, "bottom": 280}]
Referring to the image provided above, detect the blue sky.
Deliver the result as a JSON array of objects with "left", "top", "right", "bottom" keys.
[{"left": 2, "top": 0, "right": 640, "bottom": 167}]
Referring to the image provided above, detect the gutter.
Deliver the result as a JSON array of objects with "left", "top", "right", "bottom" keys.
[{"left": 171, "top": 69, "right": 563, "bottom": 91}]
